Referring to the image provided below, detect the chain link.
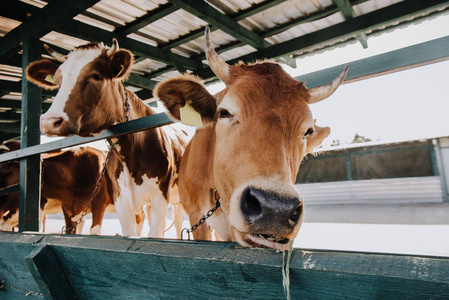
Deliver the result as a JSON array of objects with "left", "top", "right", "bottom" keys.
[
  {"left": 181, "top": 189, "right": 221, "bottom": 240},
  {"left": 0, "top": 279, "right": 43, "bottom": 297},
  {"left": 63, "top": 86, "right": 130, "bottom": 234}
]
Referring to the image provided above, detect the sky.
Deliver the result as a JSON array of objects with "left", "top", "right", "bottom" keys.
[{"left": 42, "top": 14, "right": 449, "bottom": 149}]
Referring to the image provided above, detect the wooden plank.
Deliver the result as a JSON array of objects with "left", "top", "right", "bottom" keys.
[
  {"left": 0, "top": 233, "right": 44, "bottom": 299},
  {"left": 1, "top": 232, "right": 448, "bottom": 299},
  {"left": 25, "top": 244, "right": 75, "bottom": 299}
]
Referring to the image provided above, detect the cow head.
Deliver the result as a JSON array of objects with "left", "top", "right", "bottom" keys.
[
  {"left": 157, "top": 28, "right": 347, "bottom": 250},
  {"left": 26, "top": 39, "right": 133, "bottom": 137}
]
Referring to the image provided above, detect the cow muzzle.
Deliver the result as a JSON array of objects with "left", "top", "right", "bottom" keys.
[
  {"left": 40, "top": 114, "right": 69, "bottom": 136},
  {"left": 238, "top": 186, "right": 303, "bottom": 250}
]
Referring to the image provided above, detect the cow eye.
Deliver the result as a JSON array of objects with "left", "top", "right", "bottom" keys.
[
  {"left": 218, "top": 109, "right": 232, "bottom": 119},
  {"left": 304, "top": 128, "right": 314, "bottom": 137},
  {"left": 92, "top": 74, "right": 103, "bottom": 81}
]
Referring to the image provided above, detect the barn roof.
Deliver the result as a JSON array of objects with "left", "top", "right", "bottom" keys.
[{"left": 0, "top": 0, "right": 449, "bottom": 140}]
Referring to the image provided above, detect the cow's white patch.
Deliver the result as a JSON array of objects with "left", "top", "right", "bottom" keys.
[
  {"left": 43, "top": 48, "right": 103, "bottom": 122},
  {"left": 115, "top": 163, "right": 169, "bottom": 237},
  {"left": 90, "top": 224, "right": 101, "bottom": 235}
]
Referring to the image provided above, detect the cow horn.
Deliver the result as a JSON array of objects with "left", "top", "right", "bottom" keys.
[
  {"left": 307, "top": 66, "right": 348, "bottom": 104},
  {"left": 204, "top": 26, "right": 230, "bottom": 84},
  {"left": 107, "top": 38, "right": 119, "bottom": 57},
  {"left": 44, "top": 44, "right": 67, "bottom": 63}
]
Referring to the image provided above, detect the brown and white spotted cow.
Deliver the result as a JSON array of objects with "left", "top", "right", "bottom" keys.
[
  {"left": 26, "top": 40, "right": 187, "bottom": 237},
  {"left": 0, "top": 141, "right": 115, "bottom": 234},
  {"left": 155, "top": 28, "right": 347, "bottom": 250}
]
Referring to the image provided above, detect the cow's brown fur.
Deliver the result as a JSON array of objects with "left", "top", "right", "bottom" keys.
[
  {"left": 0, "top": 141, "right": 115, "bottom": 233},
  {"left": 156, "top": 61, "right": 334, "bottom": 250}
]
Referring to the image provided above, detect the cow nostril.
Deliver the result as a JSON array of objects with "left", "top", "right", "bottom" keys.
[
  {"left": 241, "top": 187, "right": 262, "bottom": 222},
  {"left": 289, "top": 203, "right": 303, "bottom": 224},
  {"left": 53, "top": 117, "right": 64, "bottom": 128}
]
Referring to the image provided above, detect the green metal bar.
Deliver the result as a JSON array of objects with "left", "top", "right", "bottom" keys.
[
  {"left": 0, "top": 184, "right": 20, "bottom": 197},
  {"left": 0, "top": 113, "right": 173, "bottom": 163},
  {"left": 19, "top": 38, "right": 42, "bottom": 232}
]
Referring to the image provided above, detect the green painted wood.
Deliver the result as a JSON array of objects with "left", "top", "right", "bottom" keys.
[
  {"left": 297, "top": 36, "right": 449, "bottom": 88},
  {"left": 0, "top": 233, "right": 44, "bottom": 299},
  {"left": 0, "top": 113, "right": 173, "bottom": 163},
  {"left": 0, "top": 0, "right": 100, "bottom": 61},
  {"left": 18, "top": 38, "right": 41, "bottom": 232},
  {"left": 25, "top": 244, "right": 75, "bottom": 299},
  {"left": 1, "top": 232, "right": 449, "bottom": 299}
]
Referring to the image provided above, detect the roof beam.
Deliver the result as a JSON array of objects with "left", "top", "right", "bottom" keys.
[
  {"left": 333, "top": 0, "right": 368, "bottom": 48},
  {"left": 167, "top": 0, "right": 269, "bottom": 49},
  {"left": 56, "top": 20, "right": 203, "bottom": 72},
  {"left": 114, "top": 3, "right": 178, "bottom": 36},
  {"left": 0, "top": 0, "right": 100, "bottom": 62},
  {"left": 196, "top": 0, "right": 449, "bottom": 79}
]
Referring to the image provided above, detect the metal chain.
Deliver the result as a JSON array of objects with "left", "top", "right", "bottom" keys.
[
  {"left": 0, "top": 279, "right": 43, "bottom": 297},
  {"left": 181, "top": 189, "right": 221, "bottom": 240},
  {"left": 63, "top": 87, "right": 130, "bottom": 234}
]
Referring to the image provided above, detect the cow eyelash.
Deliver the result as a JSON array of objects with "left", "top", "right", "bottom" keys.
[
  {"left": 304, "top": 128, "right": 314, "bottom": 137},
  {"left": 92, "top": 74, "right": 103, "bottom": 81},
  {"left": 218, "top": 109, "right": 232, "bottom": 119}
]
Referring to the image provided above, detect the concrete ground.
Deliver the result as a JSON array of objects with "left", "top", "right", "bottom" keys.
[{"left": 42, "top": 203, "right": 449, "bottom": 257}]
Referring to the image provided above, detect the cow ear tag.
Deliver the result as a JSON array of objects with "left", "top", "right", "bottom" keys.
[
  {"left": 45, "top": 74, "right": 56, "bottom": 84},
  {"left": 116, "top": 64, "right": 125, "bottom": 77},
  {"left": 180, "top": 101, "right": 203, "bottom": 127}
]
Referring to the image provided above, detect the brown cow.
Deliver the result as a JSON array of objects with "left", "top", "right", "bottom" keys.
[
  {"left": 155, "top": 27, "right": 347, "bottom": 250},
  {"left": 0, "top": 141, "right": 115, "bottom": 234},
  {"left": 25, "top": 40, "right": 187, "bottom": 237}
]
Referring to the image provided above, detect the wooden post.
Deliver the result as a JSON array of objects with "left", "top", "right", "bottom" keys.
[{"left": 19, "top": 38, "right": 42, "bottom": 232}]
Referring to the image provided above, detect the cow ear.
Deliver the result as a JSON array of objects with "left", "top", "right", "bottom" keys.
[
  {"left": 110, "top": 49, "right": 133, "bottom": 79},
  {"left": 306, "top": 125, "right": 330, "bottom": 153},
  {"left": 26, "top": 60, "right": 59, "bottom": 90},
  {"left": 155, "top": 75, "right": 217, "bottom": 125}
]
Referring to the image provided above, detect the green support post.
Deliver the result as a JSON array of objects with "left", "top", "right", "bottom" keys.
[{"left": 19, "top": 38, "right": 42, "bottom": 232}]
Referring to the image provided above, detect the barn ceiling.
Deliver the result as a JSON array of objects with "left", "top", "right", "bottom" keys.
[{"left": 0, "top": 0, "right": 449, "bottom": 141}]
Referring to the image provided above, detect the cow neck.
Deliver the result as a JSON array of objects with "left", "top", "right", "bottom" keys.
[{"left": 107, "top": 83, "right": 167, "bottom": 177}]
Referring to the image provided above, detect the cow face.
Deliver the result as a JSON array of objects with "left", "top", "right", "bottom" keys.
[
  {"left": 26, "top": 39, "right": 133, "bottom": 137},
  {"left": 156, "top": 28, "right": 347, "bottom": 250}
]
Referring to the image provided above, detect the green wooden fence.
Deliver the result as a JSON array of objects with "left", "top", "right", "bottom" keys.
[{"left": 0, "top": 232, "right": 448, "bottom": 299}]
